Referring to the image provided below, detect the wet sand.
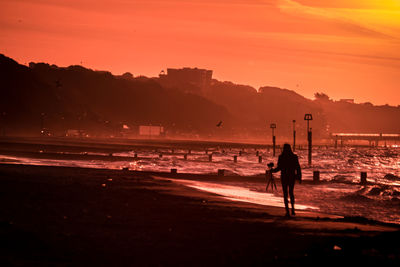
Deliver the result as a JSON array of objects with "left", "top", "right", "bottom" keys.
[{"left": 0, "top": 163, "right": 399, "bottom": 266}]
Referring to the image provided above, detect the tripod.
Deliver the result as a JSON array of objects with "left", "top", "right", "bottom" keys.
[{"left": 266, "top": 170, "right": 277, "bottom": 191}]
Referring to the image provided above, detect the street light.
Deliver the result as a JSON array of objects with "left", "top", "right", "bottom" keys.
[
  {"left": 270, "top": 123, "right": 276, "bottom": 156},
  {"left": 292, "top": 120, "right": 296, "bottom": 152},
  {"left": 40, "top": 112, "right": 45, "bottom": 135},
  {"left": 304, "top": 114, "right": 313, "bottom": 165}
]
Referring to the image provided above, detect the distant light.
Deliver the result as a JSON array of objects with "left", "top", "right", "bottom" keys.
[{"left": 123, "top": 124, "right": 130, "bottom": 129}]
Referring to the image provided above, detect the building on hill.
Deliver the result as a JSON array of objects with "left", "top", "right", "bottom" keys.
[
  {"left": 339, "top": 99, "right": 354, "bottom": 104},
  {"left": 158, "top": 67, "right": 212, "bottom": 95}
]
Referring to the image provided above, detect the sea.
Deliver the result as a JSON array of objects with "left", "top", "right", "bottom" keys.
[{"left": 1, "top": 145, "right": 399, "bottom": 224}]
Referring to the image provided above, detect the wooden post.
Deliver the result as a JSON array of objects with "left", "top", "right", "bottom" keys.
[
  {"left": 134, "top": 153, "right": 138, "bottom": 159},
  {"left": 256, "top": 151, "right": 259, "bottom": 156},
  {"left": 208, "top": 154, "right": 213, "bottom": 162},
  {"left": 313, "top": 171, "right": 320, "bottom": 183},
  {"left": 159, "top": 153, "right": 163, "bottom": 158},
  {"left": 218, "top": 169, "right": 225, "bottom": 176},
  {"left": 360, "top": 172, "right": 367, "bottom": 185},
  {"left": 233, "top": 155, "right": 237, "bottom": 163},
  {"left": 258, "top": 156, "right": 262, "bottom": 163},
  {"left": 183, "top": 154, "right": 187, "bottom": 160}
]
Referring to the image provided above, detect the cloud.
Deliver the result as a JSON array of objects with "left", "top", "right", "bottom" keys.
[{"left": 277, "top": 0, "right": 400, "bottom": 40}]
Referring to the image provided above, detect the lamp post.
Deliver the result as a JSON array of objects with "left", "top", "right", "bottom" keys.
[
  {"left": 40, "top": 112, "right": 45, "bottom": 135},
  {"left": 292, "top": 120, "right": 296, "bottom": 152},
  {"left": 304, "top": 114, "right": 313, "bottom": 165},
  {"left": 1, "top": 112, "right": 6, "bottom": 136},
  {"left": 270, "top": 123, "right": 276, "bottom": 156}
]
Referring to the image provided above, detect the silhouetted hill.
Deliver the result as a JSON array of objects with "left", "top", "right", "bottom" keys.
[
  {"left": 0, "top": 54, "right": 231, "bottom": 137},
  {"left": 1, "top": 54, "right": 399, "bottom": 140},
  {"left": 0, "top": 55, "right": 69, "bottom": 134},
  {"left": 313, "top": 97, "right": 400, "bottom": 133},
  {"left": 203, "top": 82, "right": 326, "bottom": 139}
]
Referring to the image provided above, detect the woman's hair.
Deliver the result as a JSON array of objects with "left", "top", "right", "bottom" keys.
[{"left": 282, "top": 143, "right": 293, "bottom": 154}]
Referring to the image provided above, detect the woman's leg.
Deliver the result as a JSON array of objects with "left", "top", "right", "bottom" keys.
[
  {"left": 281, "top": 181, "right": 290, "bottom": 215},
  {"left": 289, "top": 179, "right": 295, "bottom": 215}
]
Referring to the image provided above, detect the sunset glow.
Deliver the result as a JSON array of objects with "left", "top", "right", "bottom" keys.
[{"left": 1, "top": 0, "right": 400, "bottom": 105}]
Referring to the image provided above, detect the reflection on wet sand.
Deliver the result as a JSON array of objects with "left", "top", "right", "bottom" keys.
[{"left": 168, "top": 179, "right": 318, "bottom": 211}]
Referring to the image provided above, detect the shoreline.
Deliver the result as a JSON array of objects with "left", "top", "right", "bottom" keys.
[{"left": 0, "top": 163, "right": 399, "bottom": 265}]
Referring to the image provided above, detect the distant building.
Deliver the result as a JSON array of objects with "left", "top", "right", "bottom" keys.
[
  {"left": 139, "top": 125, "right": 165, "bottom": 137},
  {"left": 339, "top": 99, "right": 354, "bottom": 104},
  {"left": 158, "top": 67, "right": 213, "bottom": 95}
]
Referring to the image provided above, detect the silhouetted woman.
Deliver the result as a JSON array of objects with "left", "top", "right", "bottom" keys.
[{"left": 272, "top": 143, "right": 301, "bottom": 217}]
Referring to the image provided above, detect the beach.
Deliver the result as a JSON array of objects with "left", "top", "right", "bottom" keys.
[{"left": 0, "top": 163, "right": 399, "bottom": 266}]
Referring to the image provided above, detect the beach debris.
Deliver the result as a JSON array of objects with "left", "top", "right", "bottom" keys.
[
  {"left": 384, "top": 173, "right": 399, "bottom": 181},
  {"left": 333, "top": 245, "right": 342, "bottom": 251}
]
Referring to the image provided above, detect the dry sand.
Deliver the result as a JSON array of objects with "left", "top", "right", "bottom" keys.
[{"left": 0, "top": 163, "right": 399, "bottom": 266}]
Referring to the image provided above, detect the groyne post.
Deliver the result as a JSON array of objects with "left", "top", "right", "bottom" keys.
[
  {"left": 360, "top": 172, "right": 367, "bottom": 185},
  {"left": 313, "top": 171, "right": 320, "bottom": 183}
]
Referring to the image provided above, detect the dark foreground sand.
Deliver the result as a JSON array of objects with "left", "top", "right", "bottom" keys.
[{"left": 0, "top": 164, "right": 399, "bottom": 266}]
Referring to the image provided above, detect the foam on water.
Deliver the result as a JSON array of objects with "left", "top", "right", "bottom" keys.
[{"left": 1, "top": 146, "right": 399, "bottom": 223}]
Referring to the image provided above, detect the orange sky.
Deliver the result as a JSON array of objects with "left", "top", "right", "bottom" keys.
[{"left": 1, "top": 0, "right": 400, "bottom": 105}]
